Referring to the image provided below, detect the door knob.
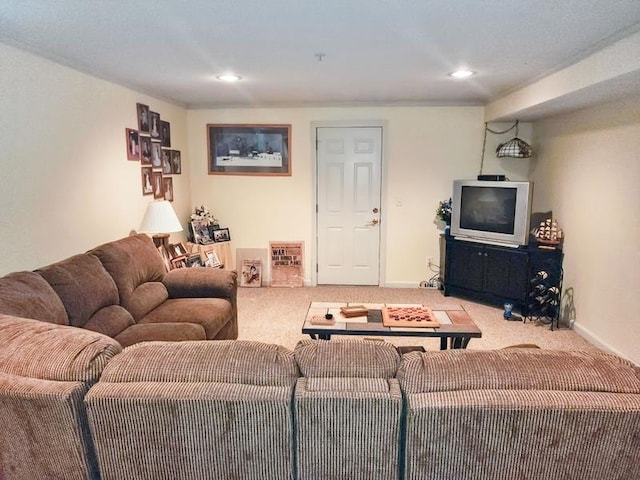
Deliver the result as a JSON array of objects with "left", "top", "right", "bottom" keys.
[
  {"left": 373, "top": 208, "right": 379, "bottom": 213},
  {"left": 368, "top": 218, "right": 380, "bottom": 226}
]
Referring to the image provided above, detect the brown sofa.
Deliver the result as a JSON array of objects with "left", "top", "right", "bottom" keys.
[
  {"left": 1, "top": 321, "right": 639, "bottom": 479},
  {"left": 0, "top": 234, "right": 237, "bottom": 347}
]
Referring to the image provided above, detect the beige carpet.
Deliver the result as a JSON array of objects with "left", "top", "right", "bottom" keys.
[{"left": 237, "top": 286, "right": 601, "bottom": 352}]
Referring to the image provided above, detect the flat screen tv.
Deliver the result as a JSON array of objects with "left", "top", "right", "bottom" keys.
[{"left": 450, "top": 180, "right": 533, "bottom": 247}]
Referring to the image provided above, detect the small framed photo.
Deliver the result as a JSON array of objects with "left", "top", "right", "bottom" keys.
[
  {"left": 186, "top": 253, "right": 203, "bottom": 267},
  {"left": 151, "top": 142, "right": 162, "bottom": 169},
  {"left": 205, "top": 250, "right": 221, "bottom": 268},
  {"left": 191, "top": 220, "right": 213, "bottom": 245},
  {"left": 213, "top": 228, "right": 231, "bottom": 243},
  {"left": 163, "top": 177, "right": 174, "bottom": 202},
  {"left": 149, "top": 111, "right": 161, "bottom": 140},
  {"left": 137, "top": 103, "right": 150, "bottom": 134},
  {"left": 170, "top": 255, "right": 188, "bottom": 269},
  {"left": 151, "top": 171, "right": 164, "bottom": 199},
  {"left": 162, "top": 149, "right": 172, "bottom": 174},
  {"left": 141, "top": 167, "right": 154, "bottom": 196},
  {"left": 126, "top": 129, "right": 140, "bottom": 161},
  {"left": 161, "top": 120, "right": 171, "bottom": 147},
  {"left": 240, "top": 260, "right": 262, "bottom": 287},
  {"left": 167, "top": 242, "right": 188, "bottom": 258},
  {"left": 171, "top": 150, "right": 182, "bottom": 174},
  {"left": 140, "top": 136, "right": 152, "bottom": 165}
]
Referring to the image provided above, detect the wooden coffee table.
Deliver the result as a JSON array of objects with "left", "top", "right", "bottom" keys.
[{"left": 302, "top": 302, "right": 482, "bottom": 350}]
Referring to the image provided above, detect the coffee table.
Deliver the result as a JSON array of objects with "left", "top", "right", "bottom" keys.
[{"left": 302, "top": 302, "right": 481, "bottom": 350}]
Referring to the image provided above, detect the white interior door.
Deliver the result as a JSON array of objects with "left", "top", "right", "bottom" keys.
[{"left": 316, "top": 126, "right": 382, "bottom": 285}]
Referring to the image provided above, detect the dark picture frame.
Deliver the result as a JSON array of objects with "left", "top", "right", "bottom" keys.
[
  {"left": 151, "top": 142, "right": 162, "bottom": 169},
  {"left": 137, "top": 103, "right": 150, "bottom": 134},
  {"left": 140, "top": 136, "right": 152, "bottom": 165},
  {"left": 207, "top": 124, "right": 291, "bottom": 176},
  {"left": 160, "top": 120, "right": 171, "bottom": 147},
  {"left": 126, "top": 128, "right": 140, "bottom": 161},
  {"left": 163, "top": 177, "right": 174, "bottom": 202},
  {"left": 149, "top": 111, "right": 161, "bottom": 140},
  {"left": 213, "top": 228, "right": 231, "bottom": 243},
  {"left": 171, "top": 150, "right": 182, "bottom": 174},
  {"left": 162, "top": 149, "right": 172, "bottom": 174}
]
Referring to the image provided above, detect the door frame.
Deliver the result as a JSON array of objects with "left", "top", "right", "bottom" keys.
[{"left": 310, "top": 120, "right": 388, "bottom": 286}]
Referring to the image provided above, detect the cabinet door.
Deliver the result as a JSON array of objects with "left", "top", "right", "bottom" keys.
[
  {"left": 448, "top": 241, "right": 484, "bottom": 291},
  {"left": 484, "top": 247, "right": 528, "bottom": 300}
]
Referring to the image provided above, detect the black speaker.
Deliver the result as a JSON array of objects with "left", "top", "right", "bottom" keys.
[{"left": 477, "top": 174, "right": 506, "bottom": 181}]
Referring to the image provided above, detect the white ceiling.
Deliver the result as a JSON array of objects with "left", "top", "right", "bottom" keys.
[{"left": 2, "top": 1, "right": 640, "bottom": 116}]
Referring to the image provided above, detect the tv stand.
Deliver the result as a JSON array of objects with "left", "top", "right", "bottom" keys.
[{"left": 442, "top": 236, "right": 563, "bottom": 328}]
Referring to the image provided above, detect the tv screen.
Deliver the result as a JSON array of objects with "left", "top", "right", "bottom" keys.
[
  {"left": 459, "top": 186, "right": 517, "bottom": 235},
  {"left": 451, "top": 180, "right": 533, "bottom": 247}
]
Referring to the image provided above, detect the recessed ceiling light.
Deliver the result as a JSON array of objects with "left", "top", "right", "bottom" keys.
[
  {"left": 449, "top": 69, "right": 475, "bottom": 79},
  {"left": 216, "top": 73, "right": 242, "bottom": 82}
]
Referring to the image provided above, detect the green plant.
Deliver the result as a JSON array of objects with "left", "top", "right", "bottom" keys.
[{"left": 436, "top": 198, "right": 452, "bottom": 225}]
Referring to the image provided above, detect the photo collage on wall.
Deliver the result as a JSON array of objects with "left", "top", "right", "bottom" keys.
[{"left": 126, "top": 103, "right": 182, "bottom": 201}]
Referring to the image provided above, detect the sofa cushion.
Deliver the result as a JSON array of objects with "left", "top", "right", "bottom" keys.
[
  {"left": 139, "top": 297, "right": 233, "bottom": 339},
  {"left": 90, "top": 234, "right": 168, "bottom": 319},
  {"left": 114, "top": 322, "right": 206, "bottom": 348},
  {"left": 0, "top": 315, "right": 121, "bottom": 383},
  {"left": 295, "top": 339, "right": 400, "bottom": 379},
  {"left": 398, "top": 349, "right": 640, "bottom": 394},
  {"left": 83, "top": 305, "right": 135, "bottom": 338},
  {"left": 35, "top": 253, "right": 122, "bottom": 329},
  {"left": 306, "top": 377, "right": 390, "bottom": 393},
  {"left": 100, "top": 340, "right": 298, "bottom": 386},
  {"left": 0, "top": 271, "right": 68, "bottom": 325}
]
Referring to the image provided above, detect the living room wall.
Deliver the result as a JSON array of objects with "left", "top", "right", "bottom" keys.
[
  {"left": 531, "top": 97, "right": 640, "bottom": 365},
  {"left": 187, "top": 107, "right": 533, "bottom": 286},
  {"left": 0, "top": 43, "right": 190, "bottom": 275}
]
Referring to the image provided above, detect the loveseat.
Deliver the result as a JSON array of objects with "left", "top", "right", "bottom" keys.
[
  {"left": 0, "top": 233, "right": 237, "bottom": 347},
  {"left": 1, "top": 318, "right": 639, "bottom": 480}
]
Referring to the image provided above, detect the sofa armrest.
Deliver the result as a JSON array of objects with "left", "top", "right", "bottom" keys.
[
  {"left": 162, "top": 268, "right": 237, "bottom": 299},
  {"left": 0, "top": 314, "right": 122, "bottom": 383}
]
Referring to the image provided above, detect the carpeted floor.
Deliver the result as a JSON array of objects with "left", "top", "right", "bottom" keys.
[{"left": 236, "top": 286, "right": 601, "bottom": 352}]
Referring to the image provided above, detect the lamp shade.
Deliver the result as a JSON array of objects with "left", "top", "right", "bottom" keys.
[{"left": 139, "top": 200, "right": 183, "bottom": 234}]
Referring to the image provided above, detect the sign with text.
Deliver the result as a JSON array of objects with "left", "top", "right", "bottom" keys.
[{"left": 270, "top": 241, "right": 304, "bottom": 287}]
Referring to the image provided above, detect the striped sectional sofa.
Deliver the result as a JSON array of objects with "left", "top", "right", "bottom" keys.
[{"left": 1, "top": 320, "right": 639, "bottom": 479}]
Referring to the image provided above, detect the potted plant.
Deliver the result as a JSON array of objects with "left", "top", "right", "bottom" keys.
[{"left": 436, "top": 198, "right": 452, "bottom": 234}]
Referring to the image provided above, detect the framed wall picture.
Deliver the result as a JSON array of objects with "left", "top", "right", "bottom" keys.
[
  {"left": 151, "top": 171, "right": 164, "bottom": 199},
  {"left": 207, "top": 124, "right": 291, "bottom": 176},
  {"left": 171, "top": 150, "right": 182, "bottom": 174},
  {"left": 162, "top": 149, "right": 172, "bottom": 174},
  {"left": 161, "top": 120, "right": 171, "bottom": 147},
  {"left": 213, "top": 228, "right": 231, "bottom": 243},
  {"left": 140, "top": 136, "right": 152, "bottom": 165},
  {"left": 126, "top": 128, "right": 140, "bottom": 161},
  {"left": 141, "top": 167, "right": 154, "bottom": 196},
  {"left": 151, "top": 142, "right": 162, "bottom": 169},
  {"left": 137, "top": 103, "right": 150, "bottom": 134},
  {"left": 163, "top": 177, "right": 174, "bottom": 202},
  {"left": 149, "top": 111, "right": 161, "bottom": 140},
  {"left": 240, "top": 259, "right": 262, "bottom": 287}
]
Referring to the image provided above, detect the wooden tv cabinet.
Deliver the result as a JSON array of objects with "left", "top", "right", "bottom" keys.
[{"left": 442, "top": 236, "right": 563, "bottom": 327}]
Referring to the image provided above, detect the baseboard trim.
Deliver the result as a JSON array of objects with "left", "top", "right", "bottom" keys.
[{"left": 573, "top": 322, "right": 638, "bottom": 366}]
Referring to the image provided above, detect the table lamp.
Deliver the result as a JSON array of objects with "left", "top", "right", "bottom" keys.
[{"left": 139, "top": 200, "right": 183, "bottom": 247}]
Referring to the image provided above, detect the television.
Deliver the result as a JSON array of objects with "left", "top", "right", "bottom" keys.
[{"left": 450, "top": 180, "right": 533, "bottom": 247}]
